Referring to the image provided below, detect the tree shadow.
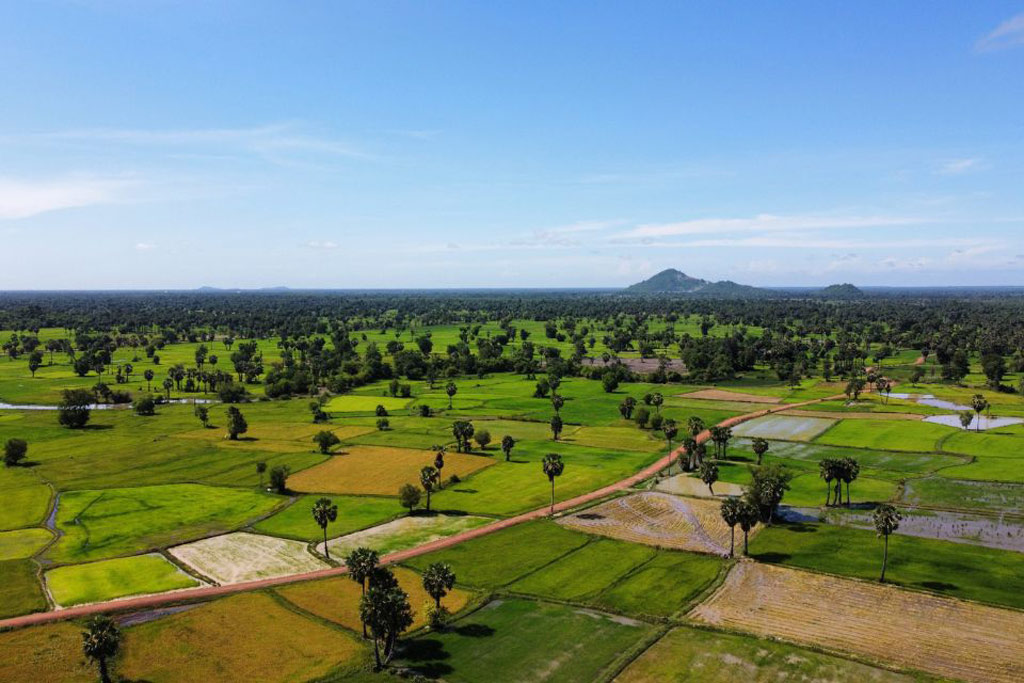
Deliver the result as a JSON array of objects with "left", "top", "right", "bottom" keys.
[
  {"left": 452, "top": 623, "right": 495, "bottom": 638},
  {"left": 79, "top": 424, "right": 113, "bottom": 430},
  {"left": 784, "top": 522, "right": 819, "bottom": 533},
  {"left": 919, "top": 581, "right": 957, "bottom": 592},
  {"left": 750, "top": 552, "right": 791, "bottom": 563}
]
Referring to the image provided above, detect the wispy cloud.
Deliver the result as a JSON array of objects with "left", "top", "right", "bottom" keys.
[
  {"left": 936, "top": 158, "right": 984, "bottom": 175},
  {"left": 304, "top": 240, "right": 339, "bottom": 250},
  {"left": 616, "top": 213, "right": 923, "bottom": 239},
  {"left": 135, "top": 242, "right": 157, "bottom": 251},
  {"left": 0, "top": 175, "right": 140, "bottom": 220},
  {"left": 976, "top": 12, "right": 1024, "bottom": 51},
  {"left": 3, "top": 123, "right": 374, "bottom": 164}
]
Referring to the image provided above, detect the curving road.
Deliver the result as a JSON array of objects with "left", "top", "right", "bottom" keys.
[{"left": 0, "top": 394, "right": 836, "bottom": 630}]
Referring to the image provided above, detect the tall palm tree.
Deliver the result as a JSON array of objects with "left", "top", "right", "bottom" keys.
[
  {"left": 445, "top": 381, "right": 457, "bottom": 409},
  {"left": 433, "top": 447, "right": 446, "bottom": 486},
  {"left": 873, "top": 504, "right": 902, "bottom": 582},
  {"left": 662, "top": 420, "right": 679, "bottom": 473},
  {"left": 819, "top": 458, "right": 837, "bottom": 506},
  {"left": 421, "top": 562, "right": 456, "bottom": 608},
  {"left": 651, "top": 392, "right": 663, "bottom": 413},
  {"left": 720, "top": 497, "right": 742, "bottom": 557},
  {"left": 738, "top": 500, "right": 759, "bottom": 555},
  {"left": 751, "top": 437, "right": 769, "bottom": 466},
  {"left": 687, "top": 415, "right": 705, "bottom": 438},
  {"left": 82, "top": 616, "right": 120, "bottom": 683},
  {"left": 550, "top": 393, "right": 564, "bottom": 415},
  {"left": 345, "top": 547, "right": 380, "bottom": 638},
  {"left": 542, "top": 453, "right": 564, "bottom": 515},
  {"left": 698, "top": 460, "right": 719, "bottom": 495},
  {"left": 312, "top": 497, "right": 338, "bottom": 559},
  {"left": 501, "top": 435, "right": 515, "bottom": 461},
  {"left": 971, "top": 394, "right": 989, "bottom": 432},
  {"left": 420, "top": 466, "right": 439, "bottom": 511},
  {"left": 840, "top": 457, "right": 860, "bottom": 506}
]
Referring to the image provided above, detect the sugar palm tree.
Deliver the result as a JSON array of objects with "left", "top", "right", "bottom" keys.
[
  {"left": 421, "top": 562, "right": 456, "bottom": 608},
  {"left": 819, "top": 458, "right": 837, "bottom": 506},
  {"left": 720, "top": 497, "right": 742, "bottom": 557},
  {"left": 345, "top": 547, "right": 380, "bottom": 638},
  {"left": 738, "top": 500, "right": 759, "bottom": 555},
  {"left": 751, "top": 437, "right": 769, "bottom": 466},
  {"left": 420, "top": 465, "right": 439, "bottom": 511},
  {"left": 650, "top": 392, "right": 663, "bottom": 413},
  {"left": 687, "top": 415, "right": 705, "bottom": 437},
  {"left": 312, "top": 497, "right": 338, "bottom": 559},
  {"left": 873, "top": 504, "right": 902, "bottom": 582},
  {"left": 445, "top": 381, "right": 457, "bottom": 409},
  {"left": 971, "top": 394, "right": 989, "bottom": 432},
  {"left": 542, "top": 453, "right": 564, "bottom": 515},
  {"left": 82, "top": 616, "right": 120, "bottom": 683},
  {"left": 501, "top": 435, "right": 515, "bottom": 461},
  {"left": 550, "top": 393, "right": 564, "bottom": 415},
  {"left": 840, "top": 457, "right": 860, "bottom": 506},
  {"left": 662, "top": 419, "right": 679, "bottom": 473},
  {"left": 698, "top": 460, "right": 719, "bottom": 495}
]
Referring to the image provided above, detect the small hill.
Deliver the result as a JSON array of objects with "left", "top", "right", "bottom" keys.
[
  {"left": 815, "top": 283, "right": 865, "bottom": 299},
  {"left": 625, "top": 269, "right": 770, "bottom": 297}
]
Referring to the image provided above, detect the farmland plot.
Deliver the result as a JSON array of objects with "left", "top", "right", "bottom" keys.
[
  {"left": 321, "top": 513, "right": 490, "bottom": 559},
  {"left": 558, "top": 492, "right": 733, "bottom": 555},
  {"left": 654, "top": 473, "right": 744, "bottom": 498},
  {"left": 691, "top": 562, "right": 1024, "bottom": 683},
  {"left": 168, "top": 532, "right": 327, "bottom": 584},
  {"left": 732, "top": 415, "right": 836, "bottom": 441}
]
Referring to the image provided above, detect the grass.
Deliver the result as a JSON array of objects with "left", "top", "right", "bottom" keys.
[
  {"left": 46, "top": 484, "right": 283, "bottom": 563},
  {"left": 0, "top": 559, "right": 47, "bottom": 618},
  {"left": 594, "top": 551, "right": 723, "bottom": 617},
  {"left": 732, "top": 415, "right": 836, "bottom": 441},
  {"left": 0, "top": 466, "right": 51, "bottom": 531},
  {"left": 0, "top": 528, "right": 53, "bottom": 560},
  {"left": 0, "top": 621, "right": 94, "bottom": 682},
  {"left": 901, "top": 476, "right": 1024, "bottom": 514},
  {"left": 508, "top": 538, "right": 658, "bottom": 601},
  {"left": 45, "top": 553, "right": 199, "bottom": 607},
  {"left": 276, "top": 566, "right": 474, "bottom": 633},
  {"left": 731, "top": 437, "right": 966, "bottom": 477},
  {"left": 403, "top": 520, "right": 590, "bottom": 588},
  {"left": 749, "top": 522, "right": 1024, "bottom": 609},
  {"left": 398, "top": 598, "right": 656, "bottom": 683},
  {"left": 784, "top": 472, "right": 897, "bottom": 507},
  {"left": 115, "top": 592, "right": 367, "bottom": 682},
  {"left": 252, "top": 493, "right": 401, "bottom": 541},
  {"left": 617, "top": 625, "right": 923, "bottom": 682},
  {"left": 323, "top": 512, "right": 490, "bottom": 558},
  {"left": 288, "top": 444, "right": 495, "bottom": 496},
  {"left": 814, "top": 419, "right": 953, "bottom": 452},
  {"left": 325, "top": 395, "right": 412, "bottom": 413}
]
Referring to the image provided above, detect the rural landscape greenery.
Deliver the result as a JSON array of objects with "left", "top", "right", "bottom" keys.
[{"left": 0, "top": 285, "right": 1022, "bottom": 682}]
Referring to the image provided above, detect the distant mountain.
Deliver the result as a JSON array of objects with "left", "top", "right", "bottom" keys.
[
  {"left": 625, "top": 269, "right": 768, "bottom": 297},
  {"left": 814, "top": 283, "right": 865, "bottom": 299}
]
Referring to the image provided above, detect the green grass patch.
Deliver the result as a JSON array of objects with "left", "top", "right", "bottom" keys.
[
  {"left": 45, "top": 553, "right": 200, "bottom": 607},
  {"left": 814, "top": 419, "right": 953, "bottom": 452},
  {"left": 0, "top": 528, "right": 52, "bottom": 561},
  {"left": 0, "top": 559, "right": 47, "bottom": 618},
  {"left": 403, "top": 520, "right": 589, "bottom": 587},
  {"left": 252, "top": 493, "right": 401, "bottom": 541},
  {"left": 750, "top": 522, "right": 1024, "bottom": 609},
  {"left": 901, "top": 477, "right": 1024, "bottom": 514},
  {"left": 325, "top": 394, "right": 412, "bottom": 413},
  {"left": 592, "top": 550, "right": 723, "bottom": 617},
  {"left": 508, "top": 538, "right": 657, "bottom": 600},
  {"left": 46, "top": 484, "right": 283, "bottom": 563},
  {"left": 398, "top": 598, "right": 656, "bottom": 683}
]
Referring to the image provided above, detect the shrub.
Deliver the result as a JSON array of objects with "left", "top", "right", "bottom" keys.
[
  {"left": 418, "top": 404, "right": 432, "bottom": 417},
  {"left": 3, "top": 438, "right": 28, "bottom": 467},
  {"left": 377, "top": 417, "right": 390, "bottom": 431},
  {"left": 398, "top": 483, "right": 421, "bottom": 514},
  {"left": 133, "top": 396, "right": 156, "bottom": 416},
  {"left": 269, "top": 465, "right": 290, "bottom": 494},
  {"left": 57, "top": 388, "right": 93, "bottom": 429}
]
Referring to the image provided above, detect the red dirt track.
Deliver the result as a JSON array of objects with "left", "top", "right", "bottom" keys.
[{"left": 0, "top": 395, "right": 834, "bottom": 631}]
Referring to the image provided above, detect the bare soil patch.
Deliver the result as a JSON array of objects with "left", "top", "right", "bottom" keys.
[
  {"left": 679, "top": 389, "right": 782, "bottom": 404},
  {"left": 691, "top": 562, "right": 1024, "bottom": 683},
  {"left": 169, "top": 532, "right": 328, "bottom": 585},
  {"left": 558, "top": 492, "right": 733, "bottom": 555}
]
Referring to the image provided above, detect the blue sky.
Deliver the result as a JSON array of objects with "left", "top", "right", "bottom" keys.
[{"left": 1, "top": 1, "right": 1023, "bottom": 289}]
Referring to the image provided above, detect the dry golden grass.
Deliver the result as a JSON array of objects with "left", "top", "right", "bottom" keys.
[
  {"left": 0, "top": 622, "right": 92, "bottom": 682},
  {"left": 559, "top": 492, "right": 733, "bottom": 555},
  {"left": 289, "top": 445, "right": 494, "bottom": 496},
  {"left": 276, "top": 566, "right": 472, "bottom": 632},
  {"left": 169, "top": 532, "right": 328, "bottom": 585},
  {"left": 117, "top": 592, "right": 366, "bottom": 682},
  {"left": 679, "top": 389, "right": 782, "bottom": 404},
  {"left": 691, "top": 562, "right": 1024, "bottom": 683}
]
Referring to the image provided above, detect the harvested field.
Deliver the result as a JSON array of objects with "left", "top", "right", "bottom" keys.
[
  {"left": 168, "top": 532, "right": 328, "bottom": 584},
  {"left": 276, "top": 566, "right": 472, "bottom": 632},
  {"left": 780, "top": 408, "right": 924, "bottom": 421},
  {"left": 732, "top": 415, "right": 836, "bottom": 441},
  {"left": 321, "top": 513, "right": 490, "bottom": 558},
  {"left": 289, "top": 444, "right": 494, "bottom": 496},
  {"left": 691, "top": 562, "right": 1024, "bottom": 683},
  {"left": 558, "top": 492, "right": 733, "bottom": 555},
  {"left": 679, "top": 389, "right": 781, "bottom": 404},
  {"left": 654, "top": 474, "right": 744, "bottom": 499}
]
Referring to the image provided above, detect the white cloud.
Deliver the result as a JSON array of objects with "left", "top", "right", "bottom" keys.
[
  {"left": 135, "top": 242, "right": 157, "bottom": 251},
  {"left": 617, "top": 213, "right": 923, "bottom": 239},
  {"left": 304, "top": 240, "right": 339, "bottom": 250},
  {"left": 0, "top": 176, "right": 140, "bottom": 220},
  {"left": 976, "top": 13, "right": 1024, "bottom": 51},
  {"left": 936, "top": 158, "right": 983, "bottom": 175}
]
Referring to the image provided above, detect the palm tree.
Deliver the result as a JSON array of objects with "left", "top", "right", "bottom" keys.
[
  {"left": 420, "top": 465, "right": 439, "bottom": 511},
  {"left": 421, "top": 562, "right": 456, "bottom": 608},
  {"left": 542, "top": 453, "right": 564, "bottom": 515},
  {"left": 82, "top": 615, "right": 120, "bottom": 683},
  {"left": 873, "top": 504, "right": 902, "bottom": 582},
  {"left": 551, "top": 393, "right": 564, "bottom": 415},
  {"left": 687, "top": 415, "right": 705, "bottom": 438},
  {"left": 312, "top": 497, "right": 338, "bottom": 559},
  {"left": 345, "top": 547, "right": 380, "bottom": 638},
  {"left": 751, "top": 437, "right": 769, "bottom": 466},
  {"left": 819, "top": 458, "right": 837, "bottom": 506},
  {"left": 840, "top": 457, "right": 860, "bottom": 506},
  {"left": 720, "top": 497, "right": 742, "bottom": 557},
  {"left": 738, "top": 500, "right": 759, "bottom": 555},
  {"left": 651, "top": 392, "right": 663, "bottom": 413},
  {"left": 501, "top": 435, "right": 515, "bottom": 461},
  {"left": 662, "top": 419, "right": 679, "bottom": 473},
  {"left": 550, "top": 414, "right": 563, "bottom": 441},
  {"left": 144, "top": 368, "right": 154, "bottom": 391},
  {"left": 433, "top": 447, "right": 446, "bottom": 486},
  {"left": 698, "top": 460, "right": 719, "bottom": 495},
  {"left": 445, "top": 381, "right": 457, "bottom": 409},
  {"left": 971, "top": 394, "right": 989, "bottom": 432}
]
